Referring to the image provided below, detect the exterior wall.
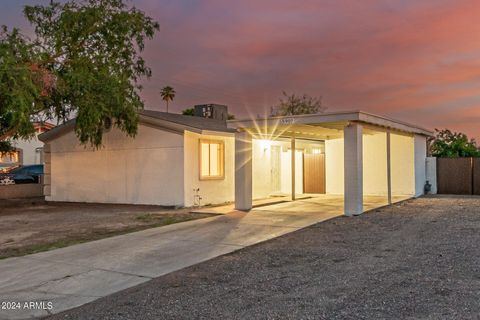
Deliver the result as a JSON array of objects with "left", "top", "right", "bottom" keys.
[
  {"left": 280, "top": 150, "right": 303, "bottom": 195},
  {"left": 414, "top": 134, "right": 427, "bottom": 196},
  {"left": 326, "top": 131, "right": 417, "bottom": 197},
  {"left": 2, "top": 135, "right": 44, "bottom": 168},
  {"left": 252, "top": 139, "right": 274, "bottom": 199},
  {"left": 325, "top": 138, "right": 344, "bottom": 194},
  {"left": 363, "top": 132, "right": 388, "bottom": 196},
  {"left": 235, "top": 132, "right": 252, "bottom": 210},
  {"left": 47, "top": 124, "right": 185, "bottom": 206},
  {"left": 11, "top": 135, "right": 44, "bottom": 165},
  {"left": 391, "top": 133, "right": 415, "bottom": 195},
  {"left": 252, "top": 139, "right": 315, "bottom": 199},
  {"left": 425, "top": 157, "right": 437, "bottom": 194},
  {"left": 184, "top": 131, "right": 235, "bottom": 207}
]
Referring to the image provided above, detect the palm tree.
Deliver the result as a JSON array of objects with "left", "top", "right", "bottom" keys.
[{"left": 160, "top": 86, "right": 176, "bottom": 112}]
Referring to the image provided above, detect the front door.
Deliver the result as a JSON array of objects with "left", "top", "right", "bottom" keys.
[{"left": 303, "top": 153, "right": 325, "bottom": 194}]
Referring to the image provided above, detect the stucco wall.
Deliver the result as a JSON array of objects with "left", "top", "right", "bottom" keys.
[
  {"left": 391, "top": 133, "right": 415, "bottom": 195},
  {"left": 325, "top": 131, "right": 416, "bottom": 196},
  {"left": 280, "top": 150, "right": 303, "bottom": 195},
  {"left": 325, "top": 138, "right": 344, "bottom": 194},
  {"left": 363, "top": 132, "right": 388, "bottom": 196},
  {"left": 252, "top": 139, "right": 312, "bottom": 199},
  {"left": 183, "top": 131, "right": 235, "bottom": 207},
  {"left": 48, "top": 124, "right": 185, "bottom": 206},
  {"left": 414, "top": 134, "right": 427, "bottom": 196},
  {"left": 425, "top": 156, "right": 437, "bottom": 194},
  {"left": 252, "top": 139, "right": 274, "bottom": 199},
  {"left": 10, "top": 135, "right": 44, "bottom": 165}
]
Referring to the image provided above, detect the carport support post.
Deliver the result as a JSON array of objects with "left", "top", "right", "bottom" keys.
[
  {"left": 344, "top": 123, "right": 363, "bottom": 216},
  {"left": 235, "top": 131, "right": 253, "bottom": 211},
  {"left": 291, "top": 135, "right": 296, "bottom": 201},
  {"left": 386, "top": 131, "right": 392, "bottom": 205}
]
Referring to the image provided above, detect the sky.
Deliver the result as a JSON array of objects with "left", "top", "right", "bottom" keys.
[{"left": 1, "top": 0, "right": 480, "bottom": 139}]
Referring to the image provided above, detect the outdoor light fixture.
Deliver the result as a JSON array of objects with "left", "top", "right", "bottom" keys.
[{"left": 258, "top": 139, "right": 272, "bottom": 152}]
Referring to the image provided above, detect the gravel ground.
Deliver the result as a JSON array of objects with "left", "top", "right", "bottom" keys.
[{"left": 47, "top": 195, "right": 480, "bottom": 320}]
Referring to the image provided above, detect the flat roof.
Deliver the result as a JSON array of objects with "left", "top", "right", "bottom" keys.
[{"left": 228, "top": 110, "right": 433, "bottom": 137}]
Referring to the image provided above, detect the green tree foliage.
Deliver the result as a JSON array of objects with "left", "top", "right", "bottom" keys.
[
  {"left": 430, "top": 129, "right": 480, "bottom": 158},
  {"left": 181, "top": 108, "right": 194, "bottom": 116},
  {"left": 160, "top": 86, "right": 175, "bottom": 113},
  {"left": 0, "top": 0, "right": 159, "bottom": 151},
  {"left": 270, "top": 91, "right": 327, "bottom": 116}
]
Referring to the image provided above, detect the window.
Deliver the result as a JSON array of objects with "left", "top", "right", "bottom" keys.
[
  {"left": 0, "top": 150, "right": 20, "bottom": 165},
  {"left": 199, "top": 140, "right": 224, "bottom": 180}
]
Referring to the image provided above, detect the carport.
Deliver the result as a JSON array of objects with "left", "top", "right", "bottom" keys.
[{"left": 228, "top": 111, "right": 432, "bottom": 216}]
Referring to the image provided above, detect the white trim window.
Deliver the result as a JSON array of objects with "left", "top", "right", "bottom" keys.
[{"left": 199, "top": 140, "right": 225, "bottom": 180}]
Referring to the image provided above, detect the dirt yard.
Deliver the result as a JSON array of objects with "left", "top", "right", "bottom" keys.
[
  {"left": 0, "top": 199, "right": 214, "bottom": 259},
  {"left": 48, "top": 195, "right": 480, "bottom": 320}
]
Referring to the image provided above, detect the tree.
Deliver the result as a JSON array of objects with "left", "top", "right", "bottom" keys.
[
  {"left": 270, "top": 91, "right": 327, "bottom": 116},
  {"left": 430, "top": 129, "right": 480, "bottom": 158},
  {"left": 160, "top": 86, "right": 175, "bottom": 113},
  {"left": 0, "top": 0, "right": 159, "bottom": 151},
  {"left": 181, "top": 108, "right": 194, "bottom": 116}
]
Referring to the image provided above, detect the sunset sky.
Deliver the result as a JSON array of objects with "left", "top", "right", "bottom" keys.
[{"left": 2, "top": 0, "right": 480, "bottom": 139}]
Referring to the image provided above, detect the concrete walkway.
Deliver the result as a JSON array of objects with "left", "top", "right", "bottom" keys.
[{"left": 0, "top": 195, "right": 408, "bottom": 319}]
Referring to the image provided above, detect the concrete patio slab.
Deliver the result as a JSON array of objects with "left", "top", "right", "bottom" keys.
[{"left": 0, "top": 195, "right": 410, "bottom": 319}]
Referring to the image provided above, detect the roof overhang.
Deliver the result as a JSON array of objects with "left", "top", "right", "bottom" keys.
[{"left": 228, "top": 110, "right": 433, "bottom": 139}]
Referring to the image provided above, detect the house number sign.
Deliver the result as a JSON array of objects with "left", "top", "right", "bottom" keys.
[{"left": 280, "top": 118, "right": 297, "bottom": 125}]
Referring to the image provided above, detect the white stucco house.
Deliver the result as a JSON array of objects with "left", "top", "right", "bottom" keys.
[
  {"left": 1, "top": 122, "right": 55, "bottom": 170},
  {"left": 39, "top": 104, "right": 433, "bottom": 216}
]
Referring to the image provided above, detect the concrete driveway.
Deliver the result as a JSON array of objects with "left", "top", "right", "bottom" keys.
[{"left": 0, "top": 195, "right": 408, "bottom": 319}]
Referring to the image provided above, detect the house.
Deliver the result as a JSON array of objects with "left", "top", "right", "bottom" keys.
[
  {"left": 39, "top": 105, "right": 433, "bottom": 216},
  {"left": 0, "top": 122, "right": 55, "bottom": 170}
]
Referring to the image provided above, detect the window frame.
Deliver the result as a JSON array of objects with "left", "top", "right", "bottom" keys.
[{"left": 199, "top": 139, "right": 225, "bottom": 180}]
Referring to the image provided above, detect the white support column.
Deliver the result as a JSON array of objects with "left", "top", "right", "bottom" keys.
[
  {"left": 386, "top": 131, "right": 392, "bottom": 205},
  {"left": 414, "top": 134, "right": 427, "bottom": 197},
  {"left": 291, "top": 135, "right": 296, "bottom": 201},
  {"left": 344, "top": 123, "right": 363, "bottom": 216},
  {"left": 235, "top": 131, "right": 253, "bottom": 211}
]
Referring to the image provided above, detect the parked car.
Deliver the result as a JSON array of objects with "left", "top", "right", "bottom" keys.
[{"left": 0, "top": 164, "right": 44, "bottom": 184}]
